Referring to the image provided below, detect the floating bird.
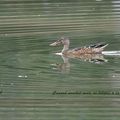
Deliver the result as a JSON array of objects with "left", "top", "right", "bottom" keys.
[{"left": 50, "top": 37, "right": 108, "bottom": 55}]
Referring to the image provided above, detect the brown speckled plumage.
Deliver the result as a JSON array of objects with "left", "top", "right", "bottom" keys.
[{"left": 50, "top": 37, "right": 108, "bottom": 55}]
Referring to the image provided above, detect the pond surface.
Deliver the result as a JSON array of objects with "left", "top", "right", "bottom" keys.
[{"left": 0, "top": 0, "right": 120, "bottom": 119}]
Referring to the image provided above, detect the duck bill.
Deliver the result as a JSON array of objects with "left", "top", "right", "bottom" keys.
[
  {"left": 50, "top": 41, "right": 61, "bottom": 46},
  {"left": 50, "top": 42, "right": 58, "bottom": 46}
]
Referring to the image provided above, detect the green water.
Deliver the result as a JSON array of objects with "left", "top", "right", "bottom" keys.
[{"left": 0, "top": 0, "right": 120, "bottom": 119}]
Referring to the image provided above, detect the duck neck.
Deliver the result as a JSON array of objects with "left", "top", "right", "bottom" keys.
[{"left": 62, "top": 44, "right": 69, "bottom": 53}]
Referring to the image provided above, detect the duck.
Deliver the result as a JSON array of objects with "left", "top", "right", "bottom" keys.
[{"left": 50, "top": 37, "right": 108, "bottom": 55}]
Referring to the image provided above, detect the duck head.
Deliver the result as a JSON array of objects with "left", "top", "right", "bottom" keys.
[{"left": 50, "top": 37, "right": 70, "bottom": 46}]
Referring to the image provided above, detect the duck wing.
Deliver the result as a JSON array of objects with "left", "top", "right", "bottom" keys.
[
  {"left": 89, "top": 43, "right": 108, "bottom": 48},
  {"left": 73, "top": 47, "right": 82, "bottom": 51},
  {"left": 71, "top": 43, "right": 108, "bottom": 51}
]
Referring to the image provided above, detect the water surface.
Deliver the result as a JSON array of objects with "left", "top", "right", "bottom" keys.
[{"left": 0, "top": 0, "right": 120, "bottom": 120}]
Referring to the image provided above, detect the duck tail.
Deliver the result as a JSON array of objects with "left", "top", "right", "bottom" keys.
[
  {"left": 100, "top": 44, "right": 108, "bottom": 50},
  {"left": 92, "top": 43, "right": 108, "bottom": 53},
  {"left": 95, "top": 43, "right": 108, "bottom": 50}
]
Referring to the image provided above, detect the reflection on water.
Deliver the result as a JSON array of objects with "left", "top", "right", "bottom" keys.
[
  {"left": 51, "top": 54, "right": 108, "bottom": 73},
  {"left": 0, "top": 0, "right": 120, "bottom": 120}
]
